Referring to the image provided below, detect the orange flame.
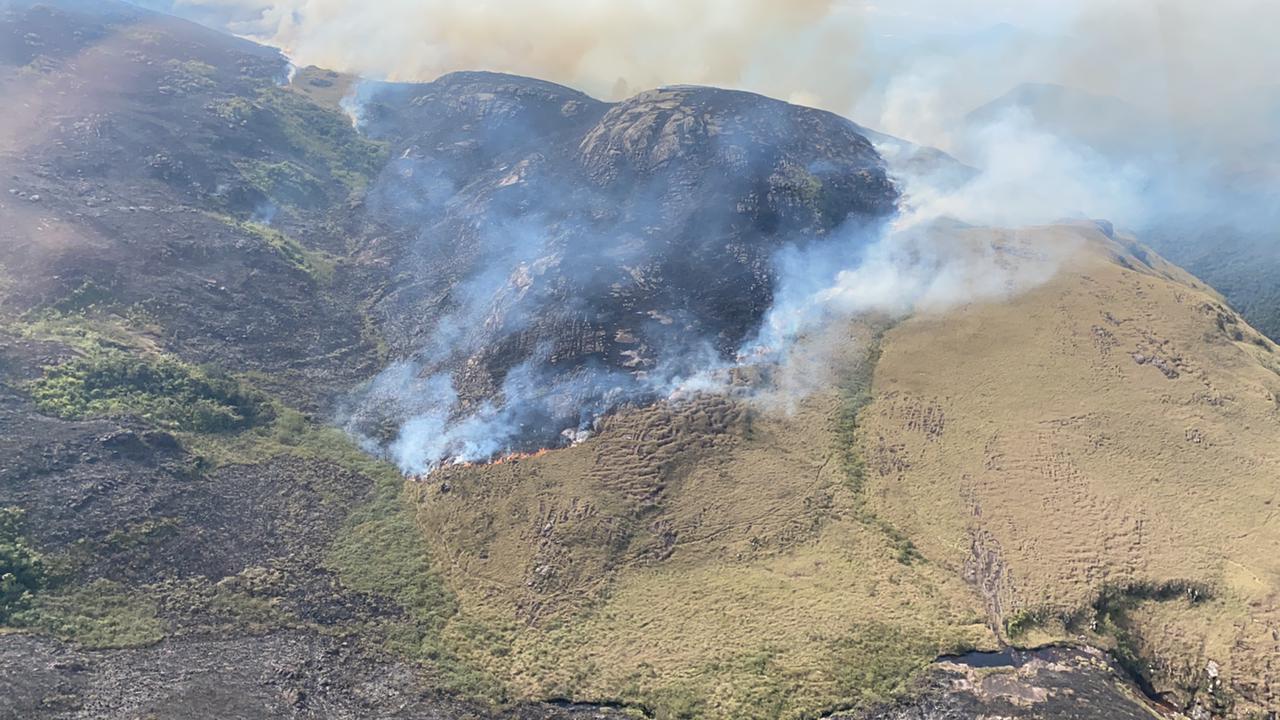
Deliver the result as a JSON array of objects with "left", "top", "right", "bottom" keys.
[
  {"left": 447, "top": 447, "right": 552, "bottom": 470},
  {"left": 487, "top": 448, "right": 551, "bottom": 465},
  {"left": 408, "top": 448, "right": 556, "bottom": 481}
]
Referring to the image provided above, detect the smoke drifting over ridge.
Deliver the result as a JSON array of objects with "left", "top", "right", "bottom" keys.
[
  {"left": 127, "top": 0, "right": 1280, "bottom": 468},
  {"left": 139, "top": 0, "right": 1280, "bottom": 155},
  {"left": 142, "top": 1, "right": 1280, "bottom": 246},
  {"left": 138, "top": 0, "right": 871, "bottom": 109},
  {"left": 334, "top": 78, "right": 905, "bottom": 472}
]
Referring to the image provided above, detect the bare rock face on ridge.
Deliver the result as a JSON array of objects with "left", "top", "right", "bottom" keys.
[{"left": 350, "top": 74, "right": 899, "bottom": 456}]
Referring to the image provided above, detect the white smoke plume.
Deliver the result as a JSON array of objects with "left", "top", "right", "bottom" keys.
[
  {"left": 139, "top": 0, "right": 1280, "bottom": 149},
  {"left": 142, "top": 0, "right": 871, "bottom": 108},
  {"left": 139, "top": 0, "right": 1280, "bottom": 234},
  {"left": 125, "top": 0, "right": 1280, "bottom": 469}
]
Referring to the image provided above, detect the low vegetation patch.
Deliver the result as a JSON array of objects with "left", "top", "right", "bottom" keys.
[
  {"left": 834, "top": 335, "right": 922, "bottom": 564},
  {"left": 9, "top": 579, "right": 164, "bottom": 649},
  {"left": 254, "top": 87, "right": 388, "bottom": 193},
  {"left": 326, "top": 474, "right": 513, "bottom": 700},
  {"left": 213, "top": 87, "right": 387, "bottom": 198},
  {"left": 0, "top": 508, "right": 45, "bottom": 623},
  {"left": 208, "top": 213, "right": 338, "bottom": 283},
  {"left": 234, "top": 158, "right": 328, "bottom": 209},
  {"left": 1088, "top": 580, "right": 1212, "bottom": 689},
  {"left": 826, "top": 622, "right": 950, "bottom": 710},
  {"left": 29, "top": 349, "right": 272, "bottom": 432}
]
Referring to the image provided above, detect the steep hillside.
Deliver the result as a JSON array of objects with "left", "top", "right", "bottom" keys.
[
  {"left": 861, "top": 223, "right": 1280, "bottom": 716},
  {"left": 376, "top": 223, "right": 1271, "bottom": 719}
]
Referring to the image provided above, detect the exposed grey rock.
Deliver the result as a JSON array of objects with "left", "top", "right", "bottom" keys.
[{"left": 350, "top": 74, "right": 898, "bottom": 450}]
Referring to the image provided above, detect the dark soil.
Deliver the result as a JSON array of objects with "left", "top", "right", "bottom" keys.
[{"left": 0, "top": 632, "right": 629, "bottom": 720}]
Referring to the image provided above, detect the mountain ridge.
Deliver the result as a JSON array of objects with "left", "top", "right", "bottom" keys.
[{"left": 0, "top": 2, "right": 1275, "bottom": 719}]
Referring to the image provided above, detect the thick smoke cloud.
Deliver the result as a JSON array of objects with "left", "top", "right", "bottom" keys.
[
  {"left": 137, "top": 1, "right": 1280, "bottom": 140},
  {"left": 139, "top": 0, "right": 1280, "bottom": 229},
  {"left": 139, "top": 0, "right": 871, "bottom": 108}
]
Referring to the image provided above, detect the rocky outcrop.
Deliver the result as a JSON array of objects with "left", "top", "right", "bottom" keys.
[
  {"left": 351, "top": 75, "right": 897, "bottom": 450},
  {"left": 852, "top": 647, "right": 1172, "bottom": 720}
]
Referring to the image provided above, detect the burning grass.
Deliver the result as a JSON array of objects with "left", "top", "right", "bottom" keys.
[
  {"left": 403, "top": 321, "right": 993, "bottom": 718},
  {"left": 433, "top": 448, "right": 553, "bottom": 473}
]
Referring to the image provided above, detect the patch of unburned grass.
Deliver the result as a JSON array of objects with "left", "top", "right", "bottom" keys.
[
  {"left": 14, "top": 309, "right": 160, "bottom": 355},
  {"left": 11, "top": 579, "right": 163, "bottom": 649},
  {"left": 468, "top": 498, "right": 987, "bottom": 719},
  {"left": 205, "top": 213, "right": 338, "bottom": 283},
  {"left": 322, "top": 459, "right": 514, "bottom": 701},
  {"left": 28, "top": 348, "right": 273, "bottom": 432},
  {"left": 0, "top": 507, "right": 44, "bottom": 623}
]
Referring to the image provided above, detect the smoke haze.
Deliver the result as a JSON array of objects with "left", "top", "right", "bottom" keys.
[
  {"left": 139, "top": 0, "right": 1280, "bottom": 250},
  {"left": 137, "top": 1, "right": 1280, "bottom": 152},
  {"left": 123, "top": 0, "right": 1280, "bottom": 469}
]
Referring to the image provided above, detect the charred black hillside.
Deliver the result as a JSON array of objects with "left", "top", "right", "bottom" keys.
[
  {"left": 347, "top": 74, "right": 898, "bottom": 461},
  {"left": 362, "top": 73, "right": 897, "bottom": 368}
]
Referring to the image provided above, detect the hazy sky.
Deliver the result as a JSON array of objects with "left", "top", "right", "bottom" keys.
[{"left": 135, "top": 0, "right": 1277, "bottom": 158}]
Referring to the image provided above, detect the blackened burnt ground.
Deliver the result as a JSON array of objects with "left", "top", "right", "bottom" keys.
[{"left": 348, "top": 73, "right": 899, "bottom": 452}]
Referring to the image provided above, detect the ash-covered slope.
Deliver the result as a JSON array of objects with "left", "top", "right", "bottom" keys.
[
  {"left": 0, "top": 0, "right": 387, "bottom": 407},
  {"left": 346, "top": 73, "right": 899, "bottom": 468}
]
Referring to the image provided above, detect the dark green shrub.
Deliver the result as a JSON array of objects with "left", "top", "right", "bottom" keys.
[
  {"left": 28, "top": 351, "right": 272, "bottom": 432},
  {"left": 0, "top": 507, "right": 44, "bottom": 622}
]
